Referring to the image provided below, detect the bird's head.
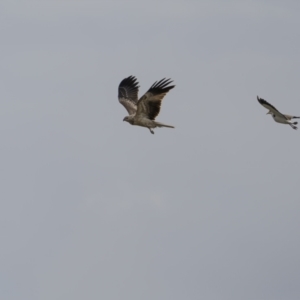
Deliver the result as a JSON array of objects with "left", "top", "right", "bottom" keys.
[{"left": 123, "top": 116, "right": 134, "bottom": 124}]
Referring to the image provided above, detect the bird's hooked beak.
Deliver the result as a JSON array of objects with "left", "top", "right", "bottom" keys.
[
  {"left": 266, "top": 111, "right": 271, "bottom": 115},
  {"left": 123, "top": 117, "right": 127, "bottom": 122}
]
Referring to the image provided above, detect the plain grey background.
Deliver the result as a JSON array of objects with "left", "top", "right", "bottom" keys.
[{"left": 1, "top": 1, "right": 300, "bottom": 299}]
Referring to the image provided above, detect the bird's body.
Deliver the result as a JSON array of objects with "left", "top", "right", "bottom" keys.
[
  {"left": 271, "top": 113, "right": 296, "bottom": 125},
  {"left": 118, "top": 76, "right": 175, "bottom": 134},
  {"left": 126, "top": 115, "right": 173, "bottom": 130},
  {"left": 257, "top": 96, "right": 299, "bottom": 130}
]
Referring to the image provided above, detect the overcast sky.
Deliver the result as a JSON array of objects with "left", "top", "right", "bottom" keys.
[{"left": 1, "top": 1, "right": 300, "bottom": 299}]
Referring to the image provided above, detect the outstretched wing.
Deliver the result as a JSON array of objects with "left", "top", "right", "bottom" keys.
[
  {"left": 136, "top": 78, "right": 175, "bottom": 120},
  {"left": 118, "top": 76, "right": 139, "bottom": 115},
  {"left": 257, "top": 96, "right": 287, "bottom": 120}
]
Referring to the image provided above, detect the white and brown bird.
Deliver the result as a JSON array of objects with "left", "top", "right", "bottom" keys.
[
  {"left": 118, "top": 76, "right": 175, "bottom": 134},
  {"left": 257, "top": 96, "right": 300, "bottom": 130}
]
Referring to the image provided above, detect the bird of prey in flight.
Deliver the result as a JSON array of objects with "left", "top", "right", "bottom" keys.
[
  {"left": 118, "top": 76, "right": 175, "bottom": 134},
  {"left": 257, "top": 96, "right": 299, "bottom": 130}
]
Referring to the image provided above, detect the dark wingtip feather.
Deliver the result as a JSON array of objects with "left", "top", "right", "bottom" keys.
[
  {"left": 148, "top": 78, "right": 175, "bottom": 94},
  {"left": 119, "top": 75, "right": 139, "bottom": 89},
  {"left": 257, "top": 95, "right": 264, "bottom": 103},
  {"left": 257, "top": 96, "right": 269, "bottom": 106},
  {"left": 118, "top": 75, "right": 140, "bottom": 100}
]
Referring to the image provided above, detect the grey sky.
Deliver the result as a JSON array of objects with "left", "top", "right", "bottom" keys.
[{"left": 1, "top": 1, "right": 300, "bottom": 299}]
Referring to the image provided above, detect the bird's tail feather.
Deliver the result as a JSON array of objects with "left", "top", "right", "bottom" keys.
[{"left": 155, "top": 122, "right": 174, "bottom": 129}]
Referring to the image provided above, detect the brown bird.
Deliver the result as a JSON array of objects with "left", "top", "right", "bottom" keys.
[{"left": 118, "top": 76, "right": 175, "bottom": 134}]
